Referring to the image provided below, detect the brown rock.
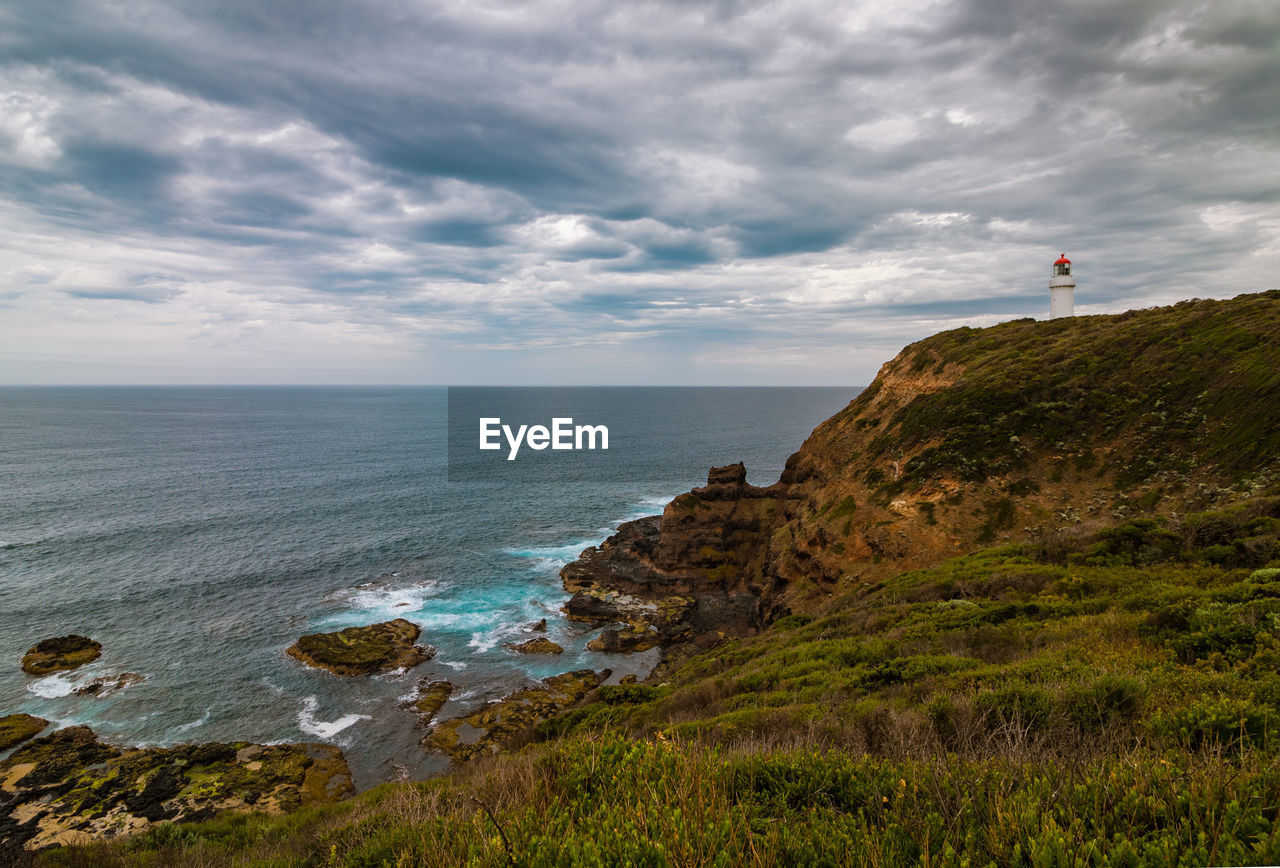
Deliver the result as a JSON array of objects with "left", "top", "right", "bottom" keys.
[
  {"left": 73, "top": 672, "right": 144, "bottom": 697},
  {"left": 286, "top": 619, "right": 433, "bottom": 676},
  {"left": 706, "top": 462, "right": 747, "bottom": 486},
  {"left": 0, "top": 714, "right": 48, "bottom": 752},
  {"left": 506, "top": 637, "right": 564, "bottom": 654},
  {"left": 405, "top": 680, "right": 454, "bottom": 721},
  {"left": 587, "top": 625, "right": 659, "bottom": 653},
  {"left": 21, "top": 636, "right": 102, "bottom": 676},
  {"left": 0, "top": 726, "right": 352, "bottom": 854},
  {"left": 529, "top": 618, "right": 548, "bottom": 632},
  {"left": 423, "top": 669, "right": 609, "bottom": 761},
  {"left": 563, "top": 591, "right": 627, "bottom": 624}
]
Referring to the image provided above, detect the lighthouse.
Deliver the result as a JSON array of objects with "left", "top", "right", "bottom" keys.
[{"left": 1049, "top": 253, "right": 1075, "bottom": 319}]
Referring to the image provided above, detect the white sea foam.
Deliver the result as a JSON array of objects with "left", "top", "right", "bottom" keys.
[
  {"left": 468, "top": 621, "right": 526, "bottom": 653},
  {"left": 297, "top": 696, "right": 370, "bottom": 740},
  {"left": 441, "top": 660, "right": 467, "bottom": 670},
  {"left": 321, "top": 580, "right": 443, "bottom": 628},
  {"left": 170, "top": 708, "right": 212, "bottom": 735},
  {"left": 26, "top": 672, "right": 77, "bottom": 698},
  {"left": 614, "top": 494, "right": 676, "bottom": 525},
  {"left": 347, "top": 580, "right": 440, "bottom": 612},
  {"left": 505, "top": 496, "right": 674, "bottom": 574},
  {"left": 504, "top": 538, "right": 599, "bottom": 574}
]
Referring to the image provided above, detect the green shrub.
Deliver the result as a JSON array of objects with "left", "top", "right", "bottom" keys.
[
  {"left": 597, "top": 684, "right": 671, "bottom": 706},
  {"left": 1151, "top": 694, "right": 1277, "bottom": 749},
  {"left": 1142, "top": 601, "right": 1264, "bottom": 666},
  {"left": 771, "top": 613, "right": 813, "bottom": 631},
  {"left": 976, "top": 684, "right": 1053, "bottom": 729},
  {"left": 825, "top": 496, "right": 858, "bottom": 520},
  {"left": 917, "top": 501, "right": 937, "bottom": 525},
  {"left": 1083, "top": 518, "right": 1182, "bottom": 566},
  {"left": 1063, "top": 676, "right": 1144, "bottom": 731}
]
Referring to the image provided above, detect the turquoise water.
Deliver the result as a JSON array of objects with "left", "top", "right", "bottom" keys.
[{"left": 0, "top": 386, "right": 853, "bottom": 786}]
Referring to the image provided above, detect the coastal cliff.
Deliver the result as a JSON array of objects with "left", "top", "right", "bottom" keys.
[{"left": 563, "top": 291, "right": 1280, "bottom": 646}]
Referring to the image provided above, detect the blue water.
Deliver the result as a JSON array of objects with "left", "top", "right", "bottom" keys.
[{"left": 0, "top": 386, "right": 853, "bottom": 786}]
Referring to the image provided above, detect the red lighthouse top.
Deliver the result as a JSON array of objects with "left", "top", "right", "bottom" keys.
[{"left": 1054, "top": 253, "right": 1070, "bottom": 266}]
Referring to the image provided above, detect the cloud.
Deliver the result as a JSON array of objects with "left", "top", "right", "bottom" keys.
[{"left": 0, "top": 0, "right": 1277, "bottom": 384}]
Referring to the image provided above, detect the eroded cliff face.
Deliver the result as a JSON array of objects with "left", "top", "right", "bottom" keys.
[
  {"left": 561, "top": 463, "right": 787, "bottom": 644},
  {"left": 562, "top": 292, "right": 1280, "bottom": 640}
]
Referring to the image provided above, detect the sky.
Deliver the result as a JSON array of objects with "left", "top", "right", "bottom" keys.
[{"left": 1, "top": 0, "right": 1277, "bottom": 385}]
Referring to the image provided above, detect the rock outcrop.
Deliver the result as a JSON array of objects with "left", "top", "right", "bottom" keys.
[
  {"left": 0, "top": 726, "right": 353, "bottom": 855},
  {"left": 506, "top": 637, "right": 564, "bottom": 654},
  {"left": 286, "top": 619, "right": 433, "bottom": 676},
  {"left": 0, "top": 714, "right": 48, "bottom": 752},
  {"left": 423, "top": 670, "right": 608, "bottom": 761},
  {"left": 587, "top": 625, "right": 659, "bottom": 653},
  {"left": 21, "top": 636, "right": 101, "bottom": 675},
  {"left": 72, "top": 672, "right": 144, "bottom": 697},
  {"left": 559, "top": 463, "right": 785, "bottom": 648},
  {"left": 403, "top": 679, "right": 454, "bottom": 722}
]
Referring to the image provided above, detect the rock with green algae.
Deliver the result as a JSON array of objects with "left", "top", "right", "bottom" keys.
[
  {"left": 587, "top": 624, "right": 659, "bottom": 653},
  {"left": 286, "top": 618, "right": 433, "bottom": 676},
  {"left": 423, "top": 669, "right": 608, "bottom": 761},
  {"left": 0, "top": 725, "right": 354, "bottom": 855},
  {"left": 403, "top": 679, "right": 454, "bottom": 721},
  {"left": 20, "top": 635, "right": 101, "bottom": 675},
  {"left": 506, "top": 637, "right": 564, "bottom": 654},
  {"left": 0, "top": 714, "right": 48, "bottom": 752}
]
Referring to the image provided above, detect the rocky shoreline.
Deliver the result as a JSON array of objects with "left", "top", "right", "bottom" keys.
[
  {"left": 2, "top": 486, "right": 736, "bottom": 854},
  {"left": 422, "top": 669, "right": 609, "bottom": 761},
  {"left": 0, "top": 725, "right": 353, "bottom": 857}
]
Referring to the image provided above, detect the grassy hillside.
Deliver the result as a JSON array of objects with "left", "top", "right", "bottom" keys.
[
  {"left": 749, "top": 290, "right": 1280, "bottom": 610},
  {"left": 37, "top": 495, "right": 1280, "bottom": 866}
]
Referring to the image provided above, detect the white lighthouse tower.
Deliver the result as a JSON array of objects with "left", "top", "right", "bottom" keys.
[{"left": 1049, "top": 253, "right": 1075, "bottom": 319}]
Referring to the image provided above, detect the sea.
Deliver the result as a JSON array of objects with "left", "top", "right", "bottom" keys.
[{"left": 0, "top": 386, "right": 854, "bottom": 787}]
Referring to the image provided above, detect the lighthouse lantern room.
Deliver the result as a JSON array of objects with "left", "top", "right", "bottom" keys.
[{"left": 1049, "top": 253, "right": 1075, "bottom": 319}]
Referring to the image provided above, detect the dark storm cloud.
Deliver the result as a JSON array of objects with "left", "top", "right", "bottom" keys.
[{"left": 1, "top": 0, "right": 1278, "bottom": 383}]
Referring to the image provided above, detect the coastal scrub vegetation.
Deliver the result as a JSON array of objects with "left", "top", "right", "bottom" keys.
[
  {"left": 866, "top": 291, "right": 1280, "bottom": 489},
  {"left": 36, "top": 494, "right": 1280, "bottom": 866}
]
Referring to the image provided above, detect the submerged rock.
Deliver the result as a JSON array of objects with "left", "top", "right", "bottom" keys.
[
  {"left": 72, "top": 672, "right": 144, "bottom": 697},
  {"left": 404, "top": 679, "right": 454, "bottom": 722},
  {"left": 529, "top": 618, "right": 548, "bottom": 632},
  {"left": 506, "top": 637, "right": 564, "bottom": 654},
  {"left": 0, "top": 726, "right": 353, "bottom": 855},
  {"left": 423, "top": 669, "right": 609, "bottom": 761},
  {"left": 21, "top": 636, "right": 102, "bottom": 675},
  {"left": 286, "top": 618, "right": 433, "bottom": 676},
  {"left": 0, "top": 714, "right": 48, "bottom": 752}
]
